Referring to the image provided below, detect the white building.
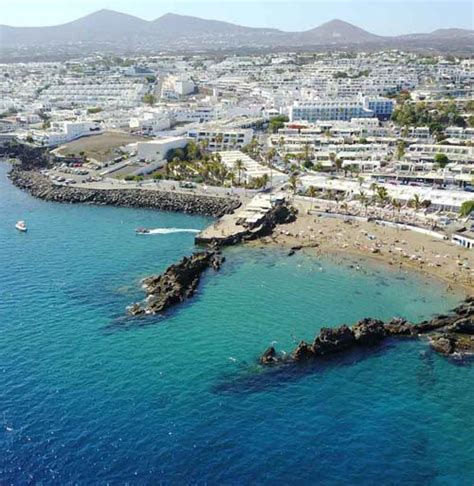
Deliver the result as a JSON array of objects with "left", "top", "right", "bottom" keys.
[
  {"left": 175, "top": 79, "right": 195, "bottom": 96},
  {"left": 129, "top": 113, "right": 171, "bottom": 135},
  {"left": 187, "top": 126, "right": 253, "bottom": 151},
  {"left": 452, "top": 230, "right": 474, "bottom": 250},
  {"left": 161, "top": 76, "right": 196, "bottom": 99},
  {"left": 289, "top": 96, "right": 393, "bottom": 122},
  {"left": 63, "top": 121, "right": 101, "bottom": 140},
  {"left": 445, "top": 127, "right": 474, "bottom": 141},
  {"left": 407, "top": 144, "right": 473, "bottom": 163},
  {"left": 31, "top": 121, "right": 101, "bottom": 147},
  {"left": 136, "top": 136, "right": 188, "bottom": 165},
  {"left": 219, "top": 150, "right": 286, "bottom": 185}
]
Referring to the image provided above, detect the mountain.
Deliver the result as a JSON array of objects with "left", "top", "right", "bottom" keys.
[
  {"left": 0, "top": 9, "right": 472, "bottom": 56},
  {"left": 300, "top": 19, "right": 381, "bottom": 43},
  {"left": 150, "top": 13, "right": 281, "bottom": 37},
  {"left": 0, "top": 9, "right": 148, "bottom": 46},
  {"left": 398, "top": 27, "right": 474, "bottom": 41}
]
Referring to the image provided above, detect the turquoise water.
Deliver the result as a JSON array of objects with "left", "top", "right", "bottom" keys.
[{"left": 1, "top": 163, "right": 473, "bottom": 485}]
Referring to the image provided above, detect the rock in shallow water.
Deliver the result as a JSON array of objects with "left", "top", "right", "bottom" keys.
[
  {"left": 260, "top": 297, "right": 474, "bottom": 366},
  {"left": 313, "top": 325, "right": 355, "bottom": 355},
  {"left": 128, "top": 249, "right": 224, "bottom": 316},
  {"left": 352, "top": 318, "right": 386, "bottom": 345},
  {"left": 260, "top": 347, "right": 278, "bottom": 364}
]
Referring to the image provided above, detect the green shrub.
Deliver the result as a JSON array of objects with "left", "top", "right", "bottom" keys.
[{"left": 460, "top": 200, "right": 474, "bottom": 217}]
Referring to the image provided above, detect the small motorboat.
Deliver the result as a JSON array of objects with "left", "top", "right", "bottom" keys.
[
  {"left": 135, "top": 227, "right": 151, "bottom": 234},
  {"left": 15, "top": 221, "right": 27, "bottom": 232}
]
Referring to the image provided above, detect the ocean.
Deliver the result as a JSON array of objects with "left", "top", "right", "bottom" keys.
[{"left": 0, "top": 164, "right": 473, "bottom": 485}]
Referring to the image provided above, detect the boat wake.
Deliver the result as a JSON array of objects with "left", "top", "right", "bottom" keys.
[{"left": 147, "top": 228, "right": 201, "bottom": 235}]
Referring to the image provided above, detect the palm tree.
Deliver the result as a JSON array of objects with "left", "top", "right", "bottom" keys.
[
  {"left": 278, "top": 136, "right": 285, "bottom": 151},
  {"left": 359, "top": 190, "right": 369, "bottom": 216},
  {"left": 392, "top": 198, "right": 402, "bottom": 221},
  {"left": 396, "top": 140, "right": 406, "bottom": 160},
  {"left": 233, "top": 159, "right": 245, "bottom": 186},
  {"left": 303, "top": 142, "right": 311, "bottom": 164},
  {"left": 307, "top": 185, "right": 317, "bottom": 211},
  {"left": 314, "top": 162, "right": 324, "bottom": 172},
  {"left": 248, "top": 138, "right": 259, "bottom": 158},
  {"left": 369, "top": 182, "right": 378, "bottom": 203},
  {"left": 266, "top": 148, "right": 276, "bottom": 192},
  {"left": 266, "top": 148, "right": 277, "bottom": 164},
  {"left": 261, "top": 173, "right": 270, "bottom": 189},
  {"left": 187, "top": 141, "right": 199, "bottom": 161},
  {"left": 376, "top": 186, "right": 389, "bottom": 206},
  {"left": 200, "top": 139, "right": 209, "bottom": 153},
  {"left": 143, "top": 93, "right": 155, "bottom": 106},
  {"left": 370, "top": 182, "right": 378, "bottom": 192},
  {"left": 409, "top": 194, "right": 422, "bottom": 211},
  {"left": 290, "top": 163, "right": 299, "bottom": 173},
  {"left": 288, "top": 173, "right": 299, "bottom": 196}
]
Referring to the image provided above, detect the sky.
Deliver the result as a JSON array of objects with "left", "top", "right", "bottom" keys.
[{"left": 0, "top": 0, "right": 472, "bottom": 35}]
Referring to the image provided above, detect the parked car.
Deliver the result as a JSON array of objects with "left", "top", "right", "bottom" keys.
[{"left": 179, "top": 181, "right": 196, "bottom": 189}]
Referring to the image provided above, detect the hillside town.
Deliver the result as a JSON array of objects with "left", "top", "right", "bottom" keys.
[
  {"left": 1, "top": 49, "right": 474, "bottom": 249},
  {"left": 2, "top": 3, "right": 474, "bottom": 484}
]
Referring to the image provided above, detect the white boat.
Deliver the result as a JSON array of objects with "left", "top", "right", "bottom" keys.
[{"left": 15, "top": 221, "right": 27, "bottom": 232}]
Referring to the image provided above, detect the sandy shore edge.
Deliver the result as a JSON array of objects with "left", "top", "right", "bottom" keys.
[{"left": 246, "top": 212, "right": 474, "bottom": 296}]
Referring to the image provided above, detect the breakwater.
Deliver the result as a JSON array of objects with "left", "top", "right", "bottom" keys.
[
  {"left": 9, "top": 169, "right": 240, "bottom": 217},
  {"left": 195, "top": 201, "right": 297, "bottom": 246}
]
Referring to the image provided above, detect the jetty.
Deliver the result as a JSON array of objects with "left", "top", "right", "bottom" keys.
[
  {"left": 195, "top": 194, "right": 297, "bottom": 246},
  {"left": 9, "top": 169, "right": 240, "bottom": 217}
]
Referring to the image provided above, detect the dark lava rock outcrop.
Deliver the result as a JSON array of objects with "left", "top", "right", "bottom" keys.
[
  {"left": 0, "top": 141, "right": 50, "bottom": 169},
  {"left": 195, "top": 201, "right": 297, "bottom": 246},
  {"left": 260, "top": 297, "right": 474, "bottom": 365},
  {"left": 127, "top": 250, "right": 224, "bottom": 316}
]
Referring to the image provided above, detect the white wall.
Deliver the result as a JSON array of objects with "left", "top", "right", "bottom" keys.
[{"left": 137, "top": 137, "right": 188, "bottom": 163}]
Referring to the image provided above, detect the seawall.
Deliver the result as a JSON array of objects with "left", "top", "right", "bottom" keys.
[{"left": 9, "top": 169, "right": 241, "bottom": 217}]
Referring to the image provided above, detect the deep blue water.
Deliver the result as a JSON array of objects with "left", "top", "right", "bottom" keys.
[{"left": 1, "top": 163, "right": 473, "bottom": 485}]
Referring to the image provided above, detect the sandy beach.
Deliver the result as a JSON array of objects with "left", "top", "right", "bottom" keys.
[{"left": 254, "top": 208, "right": 474, "bottom": 296}]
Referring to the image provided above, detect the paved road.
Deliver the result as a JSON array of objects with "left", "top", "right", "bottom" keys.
[{"left": 63, "top": 177, "right": 260, "bottom": 201}]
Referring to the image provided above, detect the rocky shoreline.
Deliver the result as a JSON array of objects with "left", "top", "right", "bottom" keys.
[
  {"left": 260, "top": 297, "right": 474, "bottom": 366},
  {"left": 127, "top": 249, "right": 224, "bottom": 316},
  {"left": 9, "top": 169, "right": 240, "bottom": 217},
  {"left": 0, "top": 141, "right": 50, "bottom": 170},
  {"left": 195, "top": 203, "right": 297, "bottom": 246}
]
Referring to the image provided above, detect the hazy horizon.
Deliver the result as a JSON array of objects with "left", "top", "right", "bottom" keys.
[{"left": 1, "top": 0, "right": 472, "bottom": 36}]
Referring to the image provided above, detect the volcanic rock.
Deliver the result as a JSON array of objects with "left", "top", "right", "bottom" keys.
[
  {"left": 352, "top": 318, "right": 386, "bottom": 345},
  {"left": 128, "top": 250, "right": 223, "bottom": 315},
  {"left": 312, "top": 325, "right": 355, "bottom": 355}
]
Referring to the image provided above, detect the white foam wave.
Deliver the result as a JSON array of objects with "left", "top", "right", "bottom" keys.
[{"left": 147, "top": 228, "right": 201, "bottom": 235}]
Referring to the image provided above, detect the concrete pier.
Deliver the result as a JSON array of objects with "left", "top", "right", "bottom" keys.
[{"left": 195, "top": 194, "right": 296, "bottom": 246}]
